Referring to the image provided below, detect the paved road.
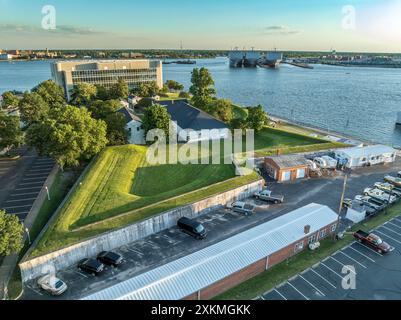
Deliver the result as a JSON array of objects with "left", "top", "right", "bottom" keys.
[
  {"left": 0, "top": 148, "right": 55, "bottom": 222},
  {"left": 261, "top": 215, "right": 401, "bottom": 300},
  {"left": 21, "top": 160, "right": 401, "bottom": 300}
]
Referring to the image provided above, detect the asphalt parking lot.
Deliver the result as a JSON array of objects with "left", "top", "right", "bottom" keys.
[
  {"left": 0, "top": 151, "right": 55, "bottom": 222},
  {"left": 261, "top": 215, "right": 401, "bottom": 300},
  {"left": 21, "top": 160, "right": 401, "bottom": 300}
]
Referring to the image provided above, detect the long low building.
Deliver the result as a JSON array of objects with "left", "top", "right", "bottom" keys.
[{"left": 82, "top": 203, "right": 338, "bottom": 301}]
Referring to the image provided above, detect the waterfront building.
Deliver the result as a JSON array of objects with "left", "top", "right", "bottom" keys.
[{"left": 51, "top": 59, "right": 163, "bottom": 100}]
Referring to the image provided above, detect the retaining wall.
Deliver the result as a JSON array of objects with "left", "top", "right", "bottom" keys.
[{"left": 19, "top": 179, "right": 264, "bottom": 283}]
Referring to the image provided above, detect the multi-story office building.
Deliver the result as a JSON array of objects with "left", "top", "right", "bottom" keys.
[{"left": 51, "top": 59, "right": 163, "bottom": 100}]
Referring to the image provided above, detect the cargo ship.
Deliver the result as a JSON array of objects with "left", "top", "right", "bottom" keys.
[
  {"left": 258, "top": 51, "right": 283, "bottom": 69},
  {"left": 229, "top": 49, "right": 283, "bottom": 68}
]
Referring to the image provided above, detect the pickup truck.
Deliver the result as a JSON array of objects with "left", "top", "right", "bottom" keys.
[
  {"left": 384, "top": 175, "right": 401, "bottom": 188},
  {"left": 227, "top": 201, "right": 256, "bottom": 216},
  {"left": 254, "top": 190, "right": 284, "bottom": 204},
  {"left": 374, "top": 182, "right": 401, "bottom": 196},
  {"left": 364, "top": 188, "right": 397, "bottom": 204},
  {"left": 353, "top": 230, "right": 393, "bottom": 254},
  {"left": 354, "top": 195, "right": 386, "bottom": 211}
]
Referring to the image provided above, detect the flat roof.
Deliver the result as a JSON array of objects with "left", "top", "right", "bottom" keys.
[
  {"left": 82, "top": 203, "right": 338, "bottom": 300},
  {"left": 335, "top": 144, "right": 395, "bottom": 158}
]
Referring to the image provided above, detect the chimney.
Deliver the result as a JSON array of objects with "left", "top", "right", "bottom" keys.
[{"left": 304, "top": 225, "right": 311, "bottom": 234}]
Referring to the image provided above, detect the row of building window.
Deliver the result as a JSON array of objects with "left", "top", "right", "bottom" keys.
[{"left": 294, "top": 224, "right": 337, "bottom": 253}]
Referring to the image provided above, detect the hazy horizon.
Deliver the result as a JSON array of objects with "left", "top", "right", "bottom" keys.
[{"left": 1, "top": 0, "right": 401, "bottom": 53}]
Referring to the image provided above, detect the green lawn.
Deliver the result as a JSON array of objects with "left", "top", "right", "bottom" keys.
[
  {"left": 30, "top": 144, "right": 260, "bottom": 257},
  {"left": 215, "top": 203, "right": 401, "bottom": 300}
]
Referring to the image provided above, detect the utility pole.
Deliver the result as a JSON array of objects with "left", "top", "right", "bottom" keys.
[{"left": 334, "top": 169, "right": 350, "bottom": 240}]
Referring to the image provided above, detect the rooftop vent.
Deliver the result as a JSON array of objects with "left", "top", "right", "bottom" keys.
[{"left": 304, "top": 225, "right": 311, "bottom": 234}]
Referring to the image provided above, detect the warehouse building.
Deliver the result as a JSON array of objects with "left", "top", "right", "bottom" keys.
[
  {"left": 51, "top": 59, "right": 163, "bottom": 100},
  {"left": 82, "top": 203, "right": 338, "bottom": 301},
  {"left": 334, "top": 144, "right": 396, "bottom": 168},
  {"left": 264, "top": 154, "right": 309, "bottom": 182}
]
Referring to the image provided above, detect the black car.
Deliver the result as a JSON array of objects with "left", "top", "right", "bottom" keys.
[
  {"left": 177, "top": 217, "right": 207, "bottom": 240},
  {"left": 78, "top": 258, "right": 104, "bottom": 276},
  {"left": 97, "top": 251, "right": 124, "bottom": 267}
]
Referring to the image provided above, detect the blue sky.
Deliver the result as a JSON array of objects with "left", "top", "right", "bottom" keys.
[{"left": 1, "top": 0, "right": 400, "bottom": 52}]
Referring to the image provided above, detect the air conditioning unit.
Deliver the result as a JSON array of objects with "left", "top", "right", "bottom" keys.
[{"left": 309, "top": 242, "right": 321, "bottom": 251}]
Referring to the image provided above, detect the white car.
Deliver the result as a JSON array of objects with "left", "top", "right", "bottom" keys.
[
  {"left": 364, "top": 188, "right": 397, "bottom": 204},
  {"left": 374, "top": 182, "right": 401, "bottom": 196},
  {"left": 37, "top": 275, "right": 67, "bottom": 296}
]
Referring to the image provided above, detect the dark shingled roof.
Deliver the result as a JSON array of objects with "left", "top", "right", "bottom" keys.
[
  {"left": 267, "top": 154, "right": 309, "bottom": 169},
  {"left": 117, "top": 107, "right": 141, "bottom": 124},
  {"left": 158, "top": 100, "right": 228, "bottom": 131}
]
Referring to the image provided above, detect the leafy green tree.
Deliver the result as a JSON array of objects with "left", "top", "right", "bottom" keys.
[
  {"left": 136, "top": 97, "right": 154, "bottom": 109},
  {"left": 1, "top": 91, "right": 20, "bottom": 109},
  {"left": 26, "top": 105, "right": 108, "bottom": 170},
  {"left": 109, "top": 79, "right": 129, "bottom": 100},
  {"left": 19, "top": 92, "right": 49, "bottom": 125},
  {"left": 206, "top": 99, "right": 233, "bottom": 123},
  {"left": 142, "top": 104, "right": 171, "bottom": 137},
  {"left": 246, "top": 105, "right": 269, "bottom": 131},
  {"left": 230, "top": 117, "right": 248, "bottom": 133},
  {"left": 104, "top": 113, "right": 128, "bottom": 146},
  {"left": 32, "top": 80, "right": 66, "bottom": 107},
  {"left": 189, "top": 67, "right": 216, "bottom": 110},
  {"left": 165, "top": 80, "right": 184, "bottom": 92},
  {"left": 96, "top": 85, "right": 111, "bottom": 101},
  {"left": 0, "top": 111, "right": 23, "bottom": 154},
  {"left": 135, "top": 81, "right": 159, "bottom": 97},
  {"left": 0, "top": 210, "right": 24, "bottom": 257},
  {"left": 70, "top": 83, "right": 98, "bottom": 106},
  {"left": 179, "top": 91, "right": 191, "bottom": 99},
  {"left": 87, "top": 100, "right": 128, "bottom": 146}
]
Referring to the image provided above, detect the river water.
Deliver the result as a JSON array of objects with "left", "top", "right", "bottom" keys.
[{"left": 1, "top": 58, "right": 401, "bottom": 145}]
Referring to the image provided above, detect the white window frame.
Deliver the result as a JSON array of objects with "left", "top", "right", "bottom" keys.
[
  {"left": 330, "top": 224, "right": 337, "bottom": 233},
  {"left": 308, "top": 234, "right": 316, "bottom": 244},
  {"left": 294, "top": 241, "right": 304, "bottom": 253},
  {"left": 319, "top": 228, "right": 327, "bottom": 239}
]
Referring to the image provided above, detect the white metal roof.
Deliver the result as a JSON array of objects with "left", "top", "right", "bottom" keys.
[
  {"left": 335, "top": 145, "right": 395, "bottom": 159},
  {"left": 82, "top": 203, "right": 338, "bottom": 301}
]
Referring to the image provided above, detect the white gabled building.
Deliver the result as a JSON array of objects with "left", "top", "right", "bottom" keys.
[
  {"left": 117, "top": 107, "right": 145, "bottom": 145},
  {"left": 334, "top": 144, "right": 396, "bottom": 168}
]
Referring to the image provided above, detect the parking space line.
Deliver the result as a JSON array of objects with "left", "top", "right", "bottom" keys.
[
  {"left": 75, "top": 271, "right": 89, "bottom": 278},
  {"left": 5, "top": 198, "right": 36, "bottom": 203},
  {"left": 126, "top": 248, "right": 144, "bottom": 256},
  {"left": 12, "top": 192, "right": 39, "bottom": 196},
  {"left": 22, "top": 177, "right": 47, "bottom": 181},
  {"left": 381, "top": 225, "right": 401, "bottom": 237},
  {"left": 299, "top": 275, "right": 325, "bottom": 297},
  {"left": 15, "top": 186, "right": 42, "bottom": 191},
  {"left": 387, "top": 222, "right": 401, "bottom": 231},
  {"left": 3, "top": 204, "right": 31, "bottom": 209},
  {"left": 353, "top": 242, "right": 383, "bottom": 257},
  {"left": 287, "top": 282, "right": 309, "bottom": 300},
  {"left": 329, "top": 257, "right": 356, "bottom": 274},
  {"left": 375, "top": 230, "right": 401, "bottom": 245},
  {"left": 320, "top": 262, "right": 343, "bottom": 279},
  {"left": 273, "top": 289, "right": 287, "bottom": 300},
  {"left": 27, "top": 285, "right": 43, "bottom": 296},
  {"left": 393, "top": 217, "right": 401, "bottom": 224},
  {"left": 339, "top": 251, "right": 367, "bottom": 269},
  {"left": 309, "top": 269, "right": 336, "bottom": 289}
]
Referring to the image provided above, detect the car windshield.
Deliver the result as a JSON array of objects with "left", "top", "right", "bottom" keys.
[
  {"left": 195, "top": 225, "right": 204, "bottom": 233},
  {"left": 375, "top": 238, "right": 383, "bottom": 245},
  {"left": 55, "top": 280, "right": 64, "bottom": 289}
]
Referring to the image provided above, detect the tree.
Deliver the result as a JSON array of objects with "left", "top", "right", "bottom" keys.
[
  {"left": 104, "top": 113, "right": 128, "bottom": 146},
  {"left": 179, "top": 91, "right": 191, "bottom": 99},
  {"left": 206, "top": 99, "right": 233, "bottom": 123},
  {"left": 109, "top": 79, "right": 129, "bottom": 100},
  {"left": 1, "top": 91, "right": 20, "bottom": 109},
  {"left": 0, "top": 210, "right": 24, "bottom": 257},
  {"left": 19, "top": 92, "right": 49, "bottom": 125},
  {"left": 70, "top": 83, "right": 98, "bottom": 106},
  {"left": 189, "top": 67, "right": 216, "bottom": 110},
  {"left": 32, "top": 80, "right": 66, "bottom": 107},
  {"left": 230, "top": 117, "right": 248, "bottom": 132},
  {"left": 87, "top": 100, "right": 128, "bottom": 146},
  {"left": 142, "top": 104, "right": 171, "bottom": 137},
  {"left": 0, "top": 111, "right": 23, "bottom": 154},
  {"left": 26, "top": 105, "right": 108, "bottom": 170},
  {"left": 246, "top": 105, "right": 269, "bottom": 131},
  {"left": 135, "top": 81, "right": 159, "bottom": 97},
  {"left": 165, "top": 80, "right": 184, "bottom": 92}
]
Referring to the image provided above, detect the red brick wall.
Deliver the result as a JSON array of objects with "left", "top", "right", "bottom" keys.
[
  {"left": 181, "top": 223, "right": 336, "bottom": 300},
  {"left": 197, "top": 258, "right": 267, "bottom": 300}
]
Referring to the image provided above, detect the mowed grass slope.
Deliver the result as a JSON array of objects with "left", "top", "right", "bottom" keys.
[{"left": 31, "top": 144, "right": 256, "bottom": 256}]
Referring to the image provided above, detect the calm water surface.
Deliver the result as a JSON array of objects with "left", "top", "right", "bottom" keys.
[{"left": 1, "top": 58, "right": 401, "bottom": 145}]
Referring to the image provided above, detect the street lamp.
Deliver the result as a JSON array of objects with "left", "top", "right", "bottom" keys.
[
  {"left": 45, "top": 186, "right": 50, "bottom": 201},
  {"left": 25, "top": 227, "right": 31, "bottom": 245}
]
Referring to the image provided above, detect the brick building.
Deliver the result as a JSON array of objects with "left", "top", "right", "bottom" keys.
[
  {"left": 265, "top": 154, "right": 309, "bottom": 182},
  {"left": 82, "top": 203, "right": 338, "bottom": 301}
]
